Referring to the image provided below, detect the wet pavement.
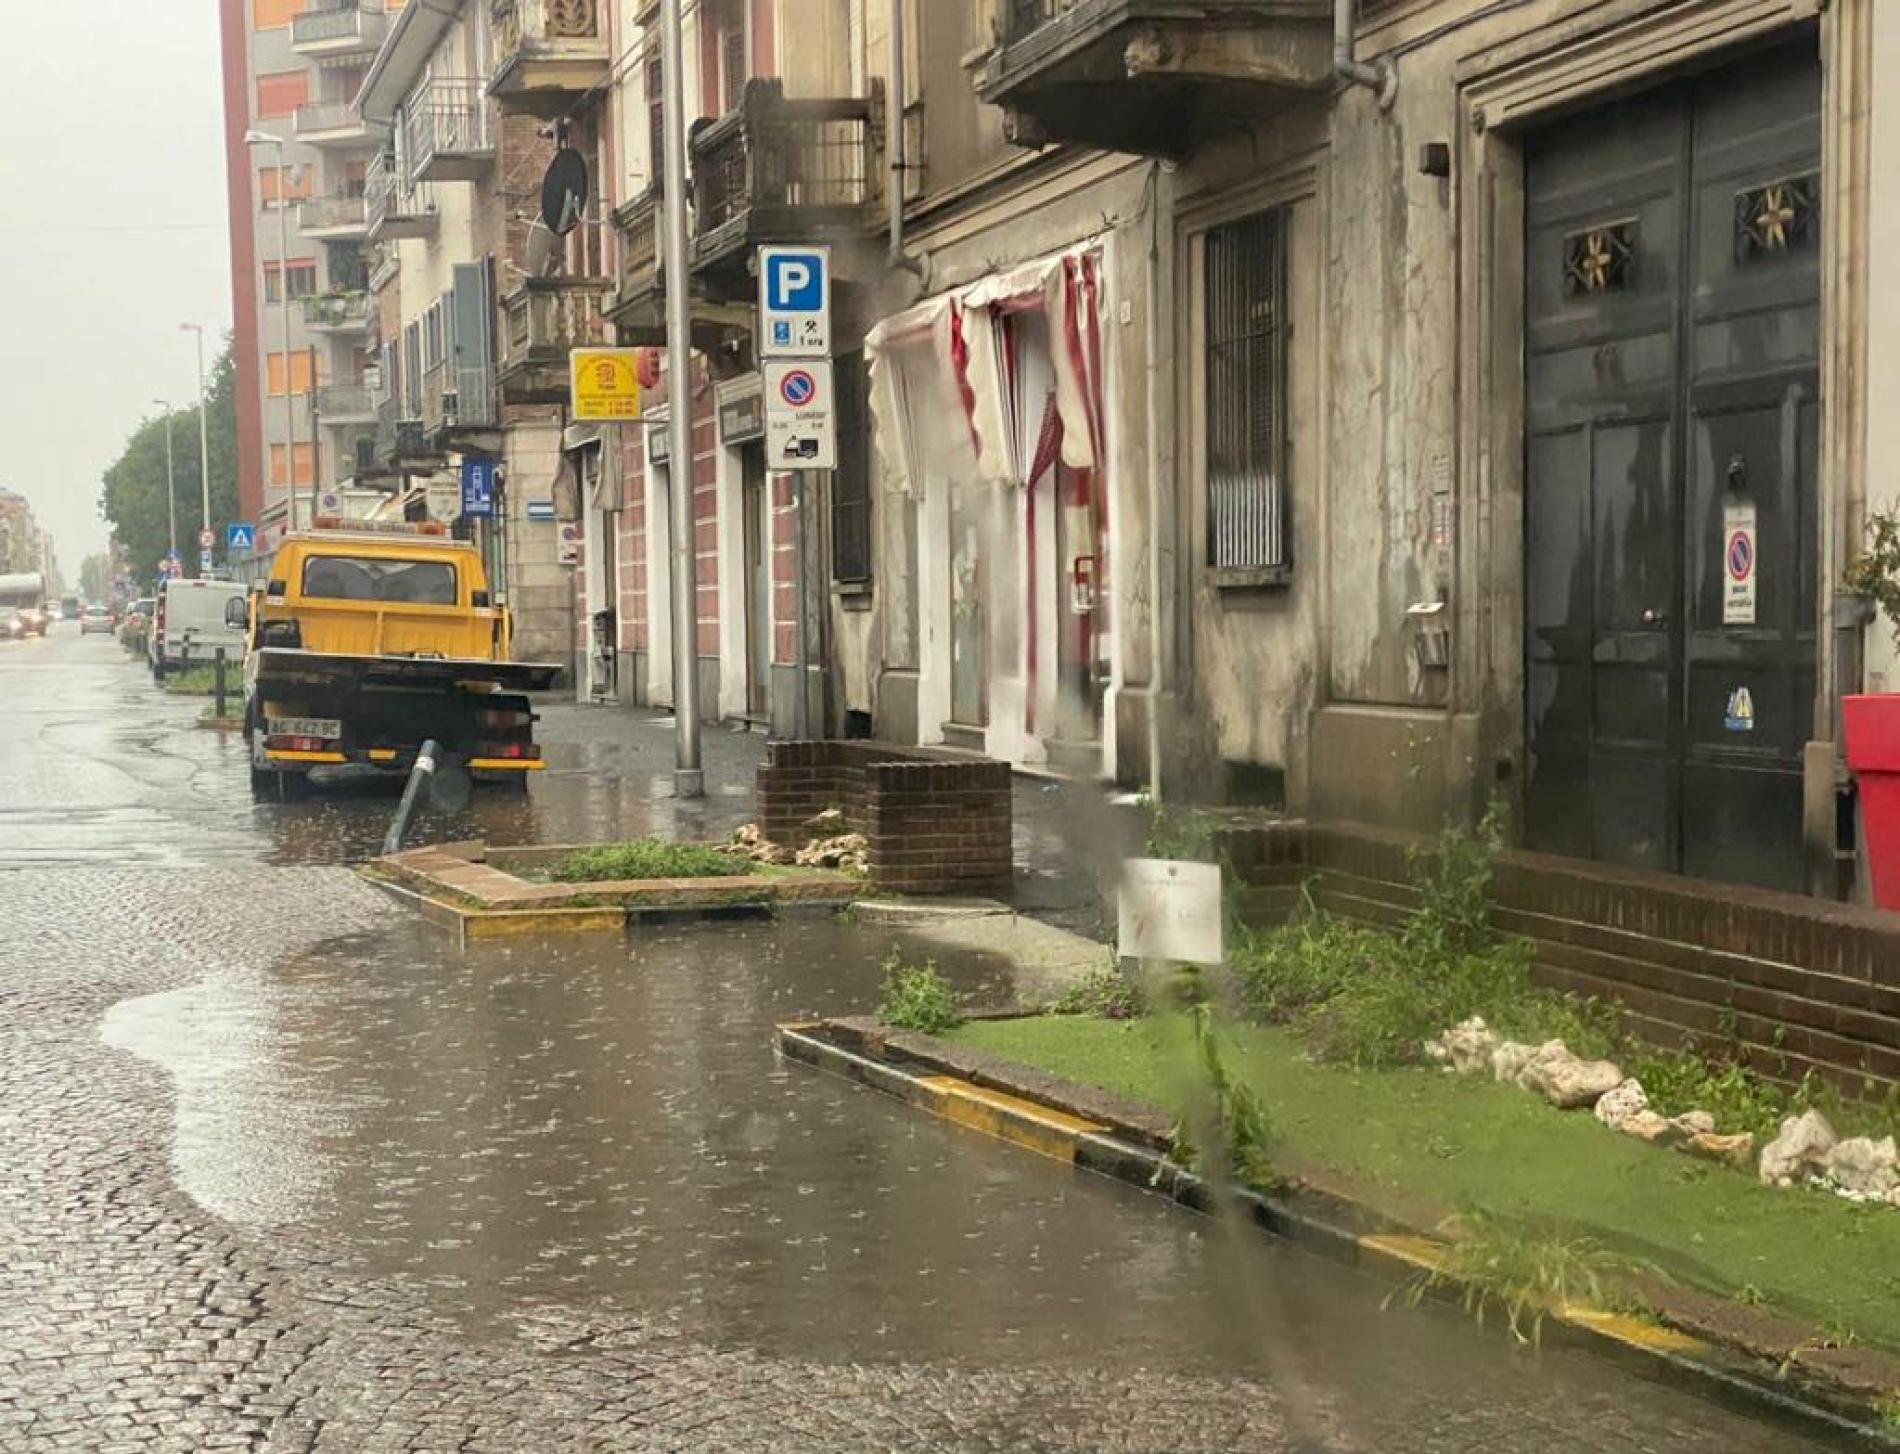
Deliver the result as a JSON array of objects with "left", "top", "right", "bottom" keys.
[{"left": 0, "top": 630, "right": 1869, "bottom": 1451}]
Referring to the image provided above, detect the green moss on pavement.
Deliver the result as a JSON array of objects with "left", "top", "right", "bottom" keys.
[{"left": 949, "top": 1015, "right": 1900, "bottom": 1350}]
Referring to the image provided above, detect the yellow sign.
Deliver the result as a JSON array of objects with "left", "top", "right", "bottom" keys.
[{"left": 568, "top": 348, "right": 643, "bottom": 422}]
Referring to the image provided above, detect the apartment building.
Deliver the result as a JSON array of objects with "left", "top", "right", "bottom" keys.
[
  {"left": 217, "top": 0, "right": 396, "bottom": 547},
  {"left": 0, "top": 488, "right": 56, "bottom": 583},
  {"left": 332, "top": 0, "right": 1899, "bottom": 903}
]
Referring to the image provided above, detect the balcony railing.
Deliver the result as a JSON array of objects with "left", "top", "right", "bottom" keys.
[
  {"left": 366, "top": 151, "right": 437, "bottom": 239},
  {"left": 301, "top": 291, "right": 372, "bottom": 331},
  {"left": 504, "top": 278, "right": 612, "bottom": 358},
  {"left": 316, "top": 383, "right": 376, "bottom": 422},
  {"left": 489, "top": 0, "right": 608, "bottom": 111},
  {"left": 422, "top": 363, "right": 498, "bottom": 433},
  {"left": 296, "top": 192, "right": 368, "bottom": 237},
  {"left": 291, "top": 0, "right": 390, "bottom": 54},
  {"left": 406, "top": 78, "right": 493, "bottom": 183},
  {"left": 689, "top": 81, "right": 876, "bottom": 285},
  {"left": 293, "top": 99, "right": 371, "bottom": 143}
]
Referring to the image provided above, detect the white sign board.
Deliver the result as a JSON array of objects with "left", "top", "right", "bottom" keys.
[
  {"left": 425, "top": 479, "right": 461, "bottom": 524},
  {"left": 1118, "top": 858, "right": 1224, "bottom": 966},
  {"left": 198, "top": 527, "right": 215, "bottom": 550},
  {"left": 758, "top": 245, "right": 831, "bottom": 358},
  {"left": 1723, "top": 501, "right": 1757, "bottom": 626},
  {"left": 558, "top": 522, "right": 582, "bottom": 566},
  {"left": 764, "top": 359, "right": 837, "bottom": 470}
]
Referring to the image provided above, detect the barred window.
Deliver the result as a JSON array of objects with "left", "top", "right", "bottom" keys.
[
  {"left": 831, "top": 351, "right": 872, "bottom": 587},
  {"left": 1205, "top": 207, "right": 1289, "bottom": 575}
]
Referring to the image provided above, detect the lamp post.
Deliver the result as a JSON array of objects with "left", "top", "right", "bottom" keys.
[
  {"left": 244, "top": 129, "right": 297, "bottom": 531},
  {"left": 152, "top": 400, "right": 178, "bottom": 564},
  {"left": 660, "top": 0, "right": 703, "bottom": 798},
  {"left": 178, "top": 325, "right": 211, "bottom": 575}
]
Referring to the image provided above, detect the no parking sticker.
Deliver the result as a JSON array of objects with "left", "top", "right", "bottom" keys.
[{"left": 1723, "top": 501, "right": 1757, "bottom": 627}]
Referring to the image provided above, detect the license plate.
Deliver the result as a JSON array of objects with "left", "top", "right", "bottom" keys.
[{"left": 269, "top": 716, "right": 342, "bottom": 740}]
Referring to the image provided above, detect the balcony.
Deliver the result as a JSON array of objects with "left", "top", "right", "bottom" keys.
[
  {"left": 422, "top": 363, "right": 498, "bottom": 438},
  {"left": 488, "top": 0, "right": 609, "bottom": 118},
  {"left": 301, "top": 290, "right": 372, "bottom": 334},
  {"left": 373, "top": 397, "right": 431, "bottom": 468},
  {"left": 406, "top": 79, "right": 493, "bottom": 183},
  {"left": 291, "top": 0, "right": 390, "bottom": 58},
  {"left": 316, "top": 383, "right": 377, "bottom": 425},
  {"left": 606, "top": 188, "right": 751, "bottom": 352},
  {"left": 296, "top": 191, "right": 368, "bottom": 241},
  {"left": 689, "top": 80, "right": 878, "bottom": 300},
  {"left": 498, "top": 278, "right": 613, "bottom": 404},
  {"left": 292, "top": 99, "right": 378, "bottom": 148},
  {"left": 978, "top": 0, "right": 1332, "bottom": 159},
  {"left": 366, "top": 152, "right": 437, "bottom": 240}
]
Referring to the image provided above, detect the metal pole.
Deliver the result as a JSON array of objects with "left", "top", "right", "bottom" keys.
[
  {"left": 661, "top": 0, "right": 703, "bottom": 798},
  {"left": 276, "top": 147, "right": 295, "bottom": 532},
  {"left": 309, "top": 343, "right": 321, "bottom": 524},
  {"left": 214, "top": 646, "right": 227, "bottom": 721},
  {"left": 793, "top": 471, "right": 810, "bottom": 739},
  {"left": 382, "top": 739, "right": 441, "bottom": 856},
  {"left": 194, "top": 328, "right": 211, "bottom": 551},
  {"left": 159, "top": 407, "right": 178, "bottom": 561}
]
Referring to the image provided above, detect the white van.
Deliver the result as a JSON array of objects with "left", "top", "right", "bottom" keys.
[{"left": 150, "top": 578, "right": 248, "bottom": 680}]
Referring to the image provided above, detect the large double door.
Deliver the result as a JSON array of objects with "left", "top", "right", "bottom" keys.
[{"left": 1522, "top": 39, "right": 1822, "bottom": 892}]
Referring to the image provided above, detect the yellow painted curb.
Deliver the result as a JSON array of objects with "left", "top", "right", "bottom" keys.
[
  {"left": 1562, "top": 1307, "right": 1708, "bottom": 1355},
  {"left": 914, "top": 1075, "right": 1106, "bottom": 1164},
  {"left": 460, "top": 905, "right": 627, "bottom": 939}
]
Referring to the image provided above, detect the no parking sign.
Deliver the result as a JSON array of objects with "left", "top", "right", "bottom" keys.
[{"left": 1723, "top": 502, "right": 1757, "bottom": 626}]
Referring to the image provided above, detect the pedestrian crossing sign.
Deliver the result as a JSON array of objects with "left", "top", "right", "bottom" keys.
[{"left": 227, "top": 523, "right": 255, "bottom": 554}]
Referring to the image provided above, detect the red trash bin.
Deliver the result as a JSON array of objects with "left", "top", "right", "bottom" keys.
[{"left": 1843, "top": 694, "right": 1900, "bottom": 910}]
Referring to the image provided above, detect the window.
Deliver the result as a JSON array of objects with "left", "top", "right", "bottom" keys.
[
  {"left": 1204, "top": 207, "right": 1289, "bottom": 575},
  {"left": 267, "top": 352, "right": 315, "bottom": 397},
  {"left": 257, "top": 165, "right": 312, "bottom": 208},
  {"left": 831, "top": 351, "right": 872, "bottom": 587},
  {"left": 252, "top": 0, "right": 300, "bottom": 28},
  {"left": 263, "top": 259, "right": 319, "bottom": 303},
  {"left": 720, "top": 0, "right": 749, "bottom": 114},
  {"left": 403, "top": 322, "right": 422, "bottom": 414},
  {"left": 422, "top": 301, "right": 444, "bottom": 374},
  {"left": 301, "top": 556, "right": 458, "bottom": 605},
  {"left": 645, "top": 58, "right": 664, "bottom": 191},
  {"left": 256, "top": 71, "right": 310, "bottom": 119},
  {"left": 269, "top": 444, "right": 317, "bottom": 487}
]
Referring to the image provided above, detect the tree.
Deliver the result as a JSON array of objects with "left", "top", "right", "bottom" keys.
[
  {"left": 99, "top": 340, "right": 240, "bottom": 582},
  {"left": 78, "top": 552, "right": 111, "bottom": 603}
]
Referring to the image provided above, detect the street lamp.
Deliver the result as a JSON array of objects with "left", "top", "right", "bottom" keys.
[
  {"left": 152, "top": 399, "right": 178, "bottom": 563},
  {"left": 178, "top": 324, "right": 211, "bottom": 574},
  {"left": 243, "top": 128, "right": 297, "bottom": 532}
]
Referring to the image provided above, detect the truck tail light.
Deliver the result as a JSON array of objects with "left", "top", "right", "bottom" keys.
[
  {"left": 477, "top": 708, "right": 535, "bottom": 729},
  {"left": 476, "top": 742, "right": 541, "bottom": 761}
]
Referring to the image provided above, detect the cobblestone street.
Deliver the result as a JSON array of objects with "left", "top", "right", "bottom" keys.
[{"left": 0, "top": 634, "right": 1867, "bottom": 1452}]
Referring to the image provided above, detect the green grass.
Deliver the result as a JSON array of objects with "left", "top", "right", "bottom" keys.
[
  {"left": 948, "top": 1014, "right": 1900, "bottom": 1350},
  {"left": 160, "top": 663, "right": 242, "bottom": 696},
  {"left": 877, "top": 957, "right": 964, "bottom": 1035},
  {"left": 534, "top": 839, "right": 750, "bottom": 883}
]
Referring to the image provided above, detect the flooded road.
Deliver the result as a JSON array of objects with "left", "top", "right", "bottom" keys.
[{"left": 1, "top": 632, "right": 1867, "bottom": 1450}]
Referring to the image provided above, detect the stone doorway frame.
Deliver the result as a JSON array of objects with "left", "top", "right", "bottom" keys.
[{"left": 1449, "top": 0, "right": 1873, "bottom": 893}]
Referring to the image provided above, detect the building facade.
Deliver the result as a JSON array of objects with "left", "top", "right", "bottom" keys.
[{"left": 217, "top": 0, "right": 395, "bottom": 545}]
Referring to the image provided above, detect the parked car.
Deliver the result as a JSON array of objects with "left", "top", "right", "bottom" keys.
[
  {"left": 149, "top": 577, "right": 248, "bottom": 681},
  {"left": 79, "top": 605, "right": 114, "bottom": 635}
]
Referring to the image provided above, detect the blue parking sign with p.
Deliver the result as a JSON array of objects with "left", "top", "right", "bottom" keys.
[{"left": 758, "top": 246, "right": 830, "bottom": 358}]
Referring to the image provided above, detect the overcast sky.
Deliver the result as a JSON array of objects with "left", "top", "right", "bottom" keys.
[{"left": 0, "top": 1, "right": 233, "bottom": 578}]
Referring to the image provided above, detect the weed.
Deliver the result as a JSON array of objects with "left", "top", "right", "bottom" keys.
[
  {"left": 1178, "top": 1001, "right": 1277, "bottom": 1189},
  {"left": 1392, "top": 1207, "right": 1655, "bottom": 1346},
  {"left": 538, "top": 839, "right": 748, "bottom": 884},
  {"left": 877, "top": 956, "right": 963, "bottom": 1035},
  {"left": 1874, "top": 1392, "right": 1900, "bottom": 1432},
  {"left": 1139, "top": 794, "right": 1223, "bottom": 862},
  {"left": 161, "top": 662, "right": 241, "bottom": 696},
  {"left": 1047, "top": 965, "right": 1146, "bottom": 1021}
]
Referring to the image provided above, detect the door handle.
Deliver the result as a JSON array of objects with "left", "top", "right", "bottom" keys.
[{"left": 1641, "top": 608, "right": 1668, "bottom": 625}]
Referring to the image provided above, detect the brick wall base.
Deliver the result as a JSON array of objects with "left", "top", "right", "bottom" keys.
[
  {"left": 1222, "top": 821, "right": 1900, "bottom": 1094},
  {"left": 758, "top": 741, "right": 1012, "bottom": 895}
]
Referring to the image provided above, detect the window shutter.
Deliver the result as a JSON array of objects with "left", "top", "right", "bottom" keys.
[
  {"left": 831, "top": 351, "right": 872, "bottom": 585},
  {"left": 1204, "top": 208, "right": 1289, "bottom": 573},
  {"left": 450, "top": 262, "right": 495, "bottom": 427}
]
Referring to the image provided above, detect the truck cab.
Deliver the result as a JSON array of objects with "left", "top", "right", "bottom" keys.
[{"left": 238, "top": 520, "right": 559, "bottom": 798}]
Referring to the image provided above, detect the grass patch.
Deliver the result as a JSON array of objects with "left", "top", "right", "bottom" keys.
[
  {"left": 1047, "top": 965, "right": 1146, "bottom": 1021},
  {"left": 161, "top": 662, "right": 242, "bottom": 696},
  {"left": 534, "top": 839, "right": 749, "bottom": 883},
  {"left": 877, "top": 956, "right": 963, "bottom": 1035},
  {"left": 948, "top": 1013, "right": 1900, "bottom": 1350}
]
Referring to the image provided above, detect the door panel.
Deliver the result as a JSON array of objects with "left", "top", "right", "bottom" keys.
[{"left": 1523, "top": 38, "right": 1820, "bottom": 892}]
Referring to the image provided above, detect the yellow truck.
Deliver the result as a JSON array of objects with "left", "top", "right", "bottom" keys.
[{"left": 231, "top": 521, "right": 561, "bottom": 798}]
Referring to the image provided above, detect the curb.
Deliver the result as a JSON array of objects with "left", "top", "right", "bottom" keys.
[{"left": 775, "top": 1020, "right": 1899, "bottom": 1446}]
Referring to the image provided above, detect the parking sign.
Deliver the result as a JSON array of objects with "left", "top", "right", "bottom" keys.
[
  {"left": 758, "top": 246, "right": 831, "bottom": 358},
  {"left": 763, "top": 360, "right": 836, "bottom": 470}
]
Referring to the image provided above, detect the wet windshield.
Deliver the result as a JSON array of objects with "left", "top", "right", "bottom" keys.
[{"left": 300, "top": 556, "right": 456, "bottom": 605}]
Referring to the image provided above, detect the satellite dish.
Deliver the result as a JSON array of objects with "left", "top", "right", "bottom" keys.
[{"left": 540, "top": 147, "right": 590, "bottom": 236}]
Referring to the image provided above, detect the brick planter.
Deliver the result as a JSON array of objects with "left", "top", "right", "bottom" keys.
[
  {"left": 757, "top": 741, "right": 1013, "bottom": 895},
  {"left": 1221, "top": 820, "right": 1900, "bottom": 1094}
]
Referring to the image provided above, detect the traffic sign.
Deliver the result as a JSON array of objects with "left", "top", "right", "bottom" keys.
[
  {"left": 198, "top": 527, "right": 215, "bottom": 550},
  {"left": 1722, "top": 501, "right": 1757, "bottom": 626},
  {"left": 198, "top": 549, "right": 214, "bottom": 573},
  {"left": 763, "top": 359, "right": 836, "bottom": 470},
  {"left": 226, "top": 522, "right": 255, "bottom": 554},
  {"left": 569, "top": 348, "right": 642, "bottom": 422},
  {"left": 758, "top": 245, "right": 831, "bottom": 358},
  {"left": 460, "top": 456, "right": 497, "bottom": 519}
]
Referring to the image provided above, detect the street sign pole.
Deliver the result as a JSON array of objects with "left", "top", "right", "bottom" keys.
[
  {"left": 661, "top": 0, "right": 702, "bottom": 798},
  {"left": 793, "top": 472, "right": 810, "bottom": 739}
]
